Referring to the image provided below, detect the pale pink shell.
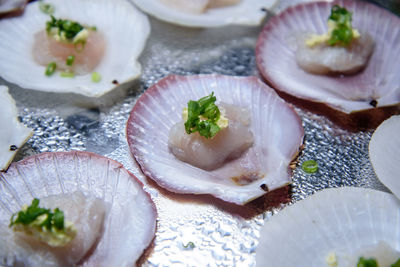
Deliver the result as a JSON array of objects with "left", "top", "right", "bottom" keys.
[
  {"left": 0, "top": 151, "right": 157, "bottom": 266},
  {"left": 126, "top": 74, "right": 304, "bottom": 205},
  {"left": 256, "top": 0, "right": 400, "bottom": 129}
]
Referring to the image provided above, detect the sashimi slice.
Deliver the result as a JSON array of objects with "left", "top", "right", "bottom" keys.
[
  {"left": 0, "top": 151, "right": 157, "bottom": 267},
  {"left": 127, "top": 74, "right": 304, "bottom": 205},
  {"left": 256, "top": 0, "right": 400, "bottom": 130}
]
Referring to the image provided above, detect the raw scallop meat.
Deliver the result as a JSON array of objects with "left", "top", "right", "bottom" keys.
[
  {"left": 256, "top": 187, "right": 400, "bottom": 267},
  {"left": 127, "top": 74, "right": 304, "bottom": 205},
  {"left": 0, "top": 151, "right": 157, "bottom": 267},
  {"left": 0, "top": 192, "right": 106, "bottom": 266},
  {"left": 256, "top": 0, "right": 400, "bottom": 129},
  {"left": 0, "top": 0, "right": 150, "bottom": 97}
]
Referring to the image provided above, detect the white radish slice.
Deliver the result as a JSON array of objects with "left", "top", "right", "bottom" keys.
[
  {"left": 0, "top": 151, "right": 157, "bottom": 266},
  {"left": 256, "top": 0, "right": 400, "bottom": 129},
  {"left": 0, "top": 85, "right": 32, "bottom": 171},
  {"left": 126, "top": 74, "right": 304, "bottom": 205},
  {"left": 256, "top": 187, "right": 400, "bottom": 267},
  {"left": 129, "top": 0, "right": 278, "bottom": 27},
  {"left": 369, "top": 115, "right": 400, "bottom": 200}
]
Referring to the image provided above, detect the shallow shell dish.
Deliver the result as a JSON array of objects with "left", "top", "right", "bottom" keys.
[
  {"left": 0, "top": 0, "right": 28, "bottom": 17},
  {"left": 126, "top": 74, "right": 304, "bottom": 205},
  {"left": 369, "top": 115, "right": 400, "bottom": 200},
  {"left": 0, "top": 85, "right": 32, "bottom": 171},
  {"left": 256, "top": 187, "right": 400, "bottom": 267},
  {"left": 129, "top": 0, "right": 278, "bottom": 27},
  {"left": 256, "top": 0, "right": 400, "bottom": 129},
  {"left": 0, "top": 0, "right": 150, "bottom": 97},
  {"left": 0, "top": 151, "right": 157, "bottom": 266}
]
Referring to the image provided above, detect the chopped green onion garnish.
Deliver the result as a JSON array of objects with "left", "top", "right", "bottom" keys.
[
  {"left": 45, "top": 62, "right": 57, "bottom": 76},
  {"left": 301, "top": 160, "right": 318, "bottom": 173},
  {"left": 39, "top": 1, "right": 55, "bottom": 15},
  {"left": 46, "top": 15, "right": 84, "bottom": 41},
  {"left": 60, "top": 71, "right": 75, "bottom": 78},
  {"left": 183, "top": 241, "right": 195, "bottom": 249},
  {"left": 357, "top": 257, "right": 378, "bottom": 267},
  {"left": 184, "top": 92, "right": 222, "bottom": 139},
  {"left": 90, "top": 26, "right": 97, "bottom": 31},
  {"left": 74, "top": 41, "right": 85, "bottom": 53},
  {"left": 91, "top": 72, "right": 101, "bottom": 83},
  {"left": 328, "top": 5, "right": 354, "bottom": 46},
  {"left": 66, "top": 55, "right": 75, "bottom": 66},
  {"left": 9, "top": 198, "right": 65, "bottom": 232}
]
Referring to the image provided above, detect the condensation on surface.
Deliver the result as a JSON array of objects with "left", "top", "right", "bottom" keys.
[{"left": 0, "top": 1, "right": 392, "bottom": 266}]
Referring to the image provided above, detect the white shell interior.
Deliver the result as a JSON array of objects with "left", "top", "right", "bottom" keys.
[
  {"left": 256, "top": 0, "right": 400, "bottom": 114},
  {"left": 0, "top": 151, "right": 157, "bottom": 266},
  {"left": 369, "top": 115, "right": 400, "bottom": 200},
  {"left": 0, "top": 0, "right": 150, "bottom": 97},
  {"left": 256, "top": 187, "right": 400, "bottom": 267},
  {"left": 127, "top": 74, "right": 304, "bottom": 205},
  {"left": 129, "top": 0, "right": 278, "bottom": 27},
  {"left": 0, "top": 85, "right": 32, "bottom": 171}
]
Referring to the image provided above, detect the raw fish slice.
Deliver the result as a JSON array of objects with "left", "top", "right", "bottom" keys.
[
  {"left": 0, "top": 192, "right": 106, "bottom": 266},
  {"left": 129, "top": 0, "right": 277, "bottom": 27},
  {"left": 369, "top": 115, "right": 400, "bottom": 200},
  {"left": 127, "top": 74, "right": 304, "bottom": 205},
  {"left": 0, "top": 0, "right": 150, "bottom": 97},
  {"left": 0, "top": 151, "right": 157, "bottom": 267},
  {"left": 0, "top": 85, "right": 32, "bottom": 171},
  {"left": 256, "top": 187, "right": 400, "bottom": 267},
  {"left": 256, "top": 0, "right": 400, "bottom": 129}
]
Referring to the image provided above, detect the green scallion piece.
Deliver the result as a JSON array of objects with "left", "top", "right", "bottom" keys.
[
  {"left": 45, "top": 62, "right": 57, "bottom": 76},
  {"left": 91, "top": 72, "right": 101, "bottom": 83},
  {"left": 39, "top": 1, "right": 55, "bottom": 15},
  {"left": 66, "top": 55, "right": 75, "bottom": 66},
  {"left": 182, "top": 241, "right": 195, "bottom": 249},
  {"left": 301, "top": 160, "right": 318, "bottom": 173},
  {"left": 60, "top": 71, "right": 75, "bottom": 78}
]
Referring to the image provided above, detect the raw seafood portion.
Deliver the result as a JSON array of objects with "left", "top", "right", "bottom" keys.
[
  {"left": 0, "top": 85, "right": 32, "bottom": 171},
  {"left": 296, "top": 32, "right": 374, "bottom": 75},
  {"left": 169, "top": 102, "right": 254, "bottom": 170},
  {"left": 256, "top": 0, "right": 400, "bottom": 129},
  {"left": 129, "top": 0, "right": 277, "bottom": 27},
  {"left": 158, "top": 0, "right": 240, "bottom": 14},
  {"left": 32, "top": 20, "right": 106, "bottom": 76},
  {"left": 0, "top": 0, "right": 150, "bottom": 97},
  {"left": 256, "top": 187, "right": 400, "bottom": 267},
  {"left": 369, "top": 115, "right": 400, "bottom": 200},
  {"left": 295, "top": 4, "right": 374, "bottom": 75},
  {"left": 0, "top": 151, "right": 157, "bottom": 266},
  {"left": 1, "top": 192, "right": 106, "bottom": 266},
  {"left": 127, "top": 74, "right": 304, "bottom": 205}
]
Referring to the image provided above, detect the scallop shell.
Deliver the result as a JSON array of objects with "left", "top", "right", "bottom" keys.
[
  {"left": 0, "top": 0, "right": 150, "bottom": 97},
  {"left": 256, "top": 0, "right": 400, "bottom": 129},
  {"left": 126, "top": 74, "right": 304, "bottom": 205},
  {"left": 0, "top": 151, "right": 157, "bottom": 266},
  {"left": 0, "top": 85, "right": 32, "bottom": 171},
  {"left": 256, "top": 187, "right": 400, "bottom": 267},
  {"left": 129, "top": 0, "right": 277, "bottom": 27},
  {"left": 369, "top": 115, "right": 400, "bottom": 200},
  {"left": 0, "top": 0, "right": 28, "bottom": 18}
]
